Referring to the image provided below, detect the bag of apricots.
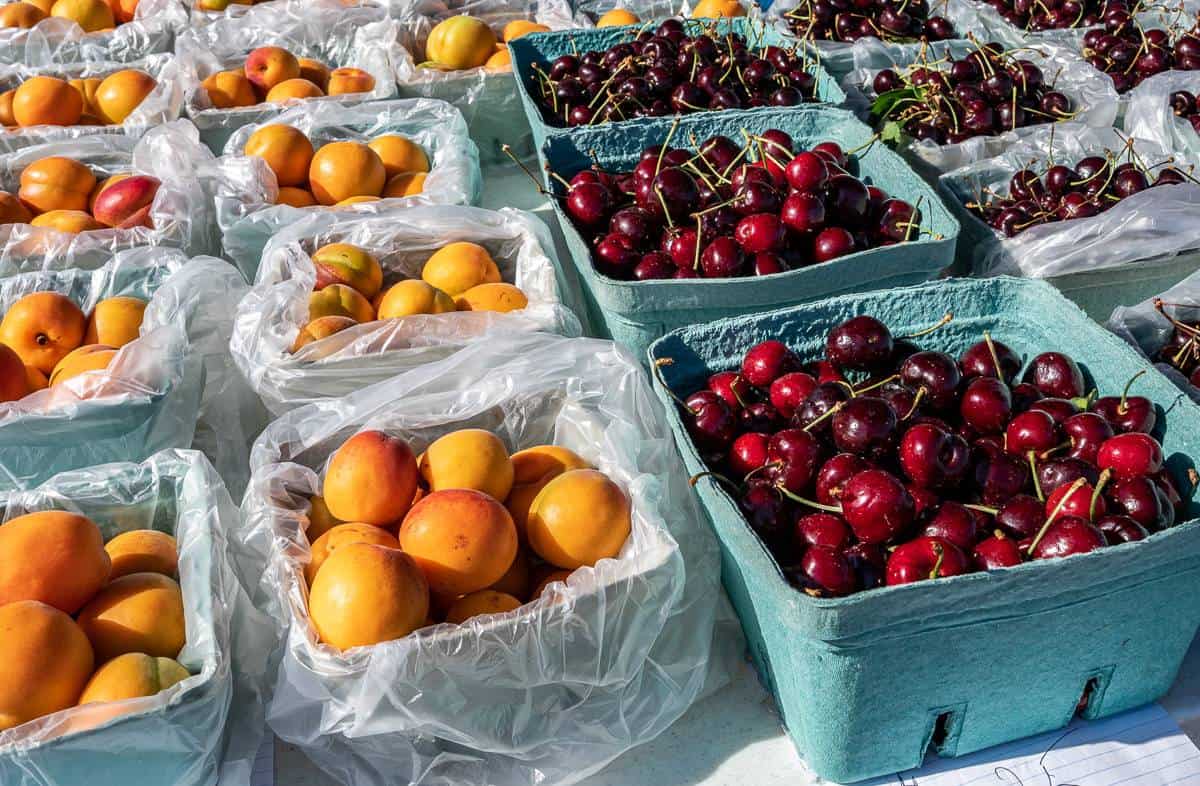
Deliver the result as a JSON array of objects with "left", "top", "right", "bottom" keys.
[
  {"left": 0, "top": 248, "right": 260, "bottom": 494},
  {"left": 230, "top": 204, "right": 582, "bottom": 414},
  {"left": 176, "top": 0, "right": 401, "bottom": 152},
  {"left": 213, "top": 97, "right": 481, "bottom": 277},
  {"left": 0, "top": 450, "right": 280, "bottom": 786},
  {"left": 240, "top": 331, "right": 732, "bottom": 786},
  {"left": 0, "top": 0, "right": 181, "bottom": 65}
]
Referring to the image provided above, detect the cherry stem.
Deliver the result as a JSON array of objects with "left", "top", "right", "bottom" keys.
[
  {"left": 656, "top": 116, "right": 681, "bottom": 177},
  {"left": 776, "top": 485, "right": 842, "bottom": 513},
  {"left": 801, "top": 400, "right": 845, "bottom": 432},
  {"left": 984, "top": 330, "right": 1005, "bottom": 380},
  {"left": 966, "top": 503, "right": 1000, "bottom": 515},
  {"left": 1089, "top": 469, "right": 1112, "bottom": 520},
  {"left": 651, "top": 358, "right": 691, "bottom": 410},
  {"left": 743, "top": 460, "right": 781, "bottom": 484},
  {"left": 1038, "top": 441, "right": 1072, "bottom": 460},
  {"left": 853, "top": 373, "right": 900, "bottom": 396},
  {"left": 1027, "top": 476, "right": 1088, "bottom": 555},
  {"left": 929, "top": 541, "right": 945, "bottom": 581},
  {"left": 1155, "top": 298, "right": 1200, "bottom": 338},
  {"left": 1028, "top": 451, "right": 1045, "bottom": 502},
  {"left": 1118, "top": 369, "right": 1147, "bottom": 414},
  {"left": 503, "top": 145, "right": 551, "bottom": 195},
  {"left": 689, "top": 470, "right": 740, "bottom": 489},
  {"left": 901, "top": 311, "right": 954, "bottom": 340},
  {"left": 901, "top": 386, "right": 927, "bottom": 421}
]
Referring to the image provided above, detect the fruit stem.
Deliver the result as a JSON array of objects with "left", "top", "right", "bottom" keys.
[
  {"left": 1117, "top": 369, "right": 1147, "bottom": 414},
  {"left": 651, "top": 358, "right": 691, "bottom": 410},
  {"left": 965, "top": 503, "right": 1000, "bottom": 515},
  {"left": 853, "top": 373, "right": 900, "bottom": 396},
  {"left": 1155, "top": 298, "right": 1200, "bottom": 338},
  {"left": 929, "top": 540, "right": 945, "bottom": 580},
  {"left": 983, "top": 330, "right": 1005, "bottom": 380},
  {"left": 689, "top": 470, "right": 740, "bottom": 489},
  {"left": 901, "top": 386, "right": 927, "bottom": 420},
  {"left": 1089, "top": 468, "right": 1112, "bottom": 520},
  {"left": 801, "top": 400, "right": 845, "bottom": 432},
  {"left": 503, "top": 145, "right": 551, "bottom": 195},
  {"left": 743, "top": 460, "right": 782, "bottom": 484},
  {"left": 775, "top": 485, "right": 843, "bottom": 513},
  {"left": 1028, "top": 451, "right": 1045, "bottom": 502},
  {"left": 1027, "top": 476, "right": 1088, "bottom": 555},
  {"left": 901, "top": 311, "right": 954, "bottom": 340},
  {"left": 656, "top": 116, "right": 682, "bottom": 177}
]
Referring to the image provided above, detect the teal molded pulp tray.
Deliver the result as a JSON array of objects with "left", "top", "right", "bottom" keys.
[
  {"left": 509, "top": 17, "right": 848, "bottom": 171},
  {"left": 648, "top": 276, "right": 1200, "bottom": 783},
  {"left": 544, "top": 106, "right": 960, "bottom": 360}
]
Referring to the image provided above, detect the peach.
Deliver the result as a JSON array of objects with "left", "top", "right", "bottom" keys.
[
  {"left": 0, "top": 511, "right": 111, "bottom": 614},
  {"left": 311, "top": 242, "right": 383, "bottom": 299},
  {"left": 484, "top": 49, "right": 511, "bottom": 69},
  {"left": 323, "top": 430, "right": 419, "bottom": 525},
  {"left": 0, "top": 343, "right": 29, "bottom": 402},
  {"left": 0, "top": 601, "right": 94, "bottom": 731},
  {"left": 77, "top": 572, "right": 186, "bottom": 662},
  {"left": 0, "top": 291, "right": 87, "bottom": 374},
  {"left": 398, "top": 488, "right": 518, "bottom": 596},
  {"left": 243, "top": 46, "right": 300, "bottom": 93},
  {"left": 502, "top": 20, "right": 549, "bottom": 41},
  {"left": 425, "top": 15, "right": 497, "bottom": 70},
  {"left": 326, "top": 67, "right": 375, "bottom": 96},
  {"left": 104, "top": 529, "right": 177, "bottom": 579},
  {"left": 49, "top": 343, "right": 117, "bottom": 386},
  {"left": 265, "top": 77, "right": 324, "bottom": 103},
  {"left": 0, "top": 90, "right": 14, "bottom": 126},
  {"left": 691, "top": 0, "right": 744, "bottom": 16},
  {"left": 444, "top": 590, "right": 521, "bottom": 624},
  {"left": 277, "top": 186, "right": 316, "bottom": 207},
  {"left": 290, "top": 315, "right": 357, "bottom": 352},
  {"left": 91, "top": 174, "right": 159, "bottom": 228},
  {"left": 78, "top": 653, "right": 189, "bottom": 705},
  {"left": 304, "top": 521, "right": 400, "bottom": 586},
  {"left": 298, "top": 57, "right": 330, "bottom": 91},
  {"left": 376, "top": 279, "right": 455, "bottom": 319},
  {"left": 30, "top": 209, "right": 103, "bottom": 233},
  {"left": 419, "top": 428, "right": 514, "bottom": 500},
  {"left": 368, "top": 135, "right": 429, "bottom": 179},
  {"left": 19, "top": 155, "right": 96, "bottom": 213},
  {"left": 420, "top": 241, "right": 501, "bottom": 296},
  {"left": 84, "top": 295, "right": 145, "bottom": 347},
  {"left": 0, "top": 191, "right": 29, "bottom": 223},
  {"left": 88, "top": 171, "right": 128, "bottom": 209},
  {"left": 305, "top": 495, "right": 343, "bottom": 541},
  {"left": 243, "top": 123, "right": 313, "bottom": 188},
  {"left": 455, "top": 282, "right": 528, "bottom": 313},
  {"left": 527, "top": 469, "right": 631, "bottom": 569},
  {"left": 308, "top": 283, "right": 374, "bottom": 324},
  {"left": 308, "top": 543, "right": 429, "bottom": 650},
  {"left": 0, "top": 2, "right": 47, "bottom": 27},
  {"left": 94, "top": 69, "right": 156, "bottom": 124},
  {"left": 382, "top": 171, "right": 426, "bottom": 198},
  {"left": 13, "top": 76, "right": 82, "bottom": 127},
  {"left": 505, "top": 445, "right": 590, "bottom": 537},
  {"left": 201, "top": 70, "right": 257, "bottom": 109},
  {"left": 308, "top": 141, "right": 385, "bottom": 205},
  {"left": 50, "top": 0, "right": 113, "bottom": 30}
]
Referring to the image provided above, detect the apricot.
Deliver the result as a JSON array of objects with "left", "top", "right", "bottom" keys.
[
  {"left": 25, "top": 0, "right": 51, "bottom": 12},
  {"left": 419, "top": 428, "right": 514, "bottom": 500},
  {"left": 505, "top": 445, "right": 590, "bottom": 537},
  {"left": 0, "top": 511, "right": 110, "bottom": 613},
  {"left": 691, "top": 0, "right": 744, "bottom": 16},
  {"left": 530, "top": 568, "right": 572, "bottom": 600},
  {"left": 335, "top": 195, "right": 378, "bottom": 206},
  {"left": 69, "top": 76, "right": 102, "bottom": 116},
  {"left": 24, "top": 365, "right": 47, "bottom": 391},
  {"left": 243, "top": 124, "right": 313, "bottom": 189},
  {"left": 94, "top": 69, "right": 156, "bottom": 124},
  {"left": 420, "top": 242, "right": 501, "bottom": 296},
  {"left": 367, "top": 135, "right": 429, "bottom": 179},
  {"left": 308, "top": 543, "right": 429, "bottom": 650},
  {"left": 19, "top": 155, "right": 96, "bottom": 213},
  {"left": 109, "top": 0, "right": 136, "bottom": 24},
  {"left": 484, "top": 49, "right": 511, "bottom": 69},
  {"left": 327, "top": 67, "right": 375, "bottom": 96},
  {"left": 104, "top": 530, "right": 177, "bottom": 579},
  {"left": 30, "top": 209, "right": 103, "bottom": 233},
  {"left": 323, "top": 430, "right": 419, "bottom": 525},
  {"left": 78, "top": 653, "right": 189, "bottom": 705},
  {"left": 91, "top": 174, "right": 158, "bottom": 228},
  {"left": 382, "top": 171, "right": 426, "bottom": 198},
  {"left": 0, "top": 343, "right": 29, "bottom": 402},
  {"left": 308, "top": 283, "right": 374, "bottom": 324},
  {"left": 305, "top": 495, "right": 343, "bottom": 541},
  {"left": 399, "top": 488, "right": 517, "bottom": 596},
  {"left": 201, "top": 70, "right": 257, "bottom": 109},
  {"left": 265, "top": 77, "right": 324, "bottom": 103},
  {"left": 298, "top": 57, "right": 330, "bottom": 91},
  {"left": 0, "top": 90, "right": 14, "bottom": 126},
  {"left": 502, "top": 20, "right": 549, "bottom": 41},
  {"left": 426, "top": 15, "right": 497, "bottom": 70},
  {"left": 13, "top": 76, "right": 83, "bottom": 127},
  {"left": 595, "top": 7, "right": 638, "bottom": 25},
  {"left": 0, "top": 601, "right": 94, "bottom": 731},
  {"left": 312, "top": 242, "right": 383, "bottom": 299},
  {"left": 308, "top": 141, "right": 385, "bottom": 205},
  {"left": 444, "top": 590, "right": 521, "bottom": 624},
  {"left": 277, "top": 186, "right": 316, "bottom": 207},
  {"left": 487, "top": 547, "right": 530, "bottom": 598},
  {"left": 0, "top": 291, "right": 87, "bottom": 374},
  {"left": 290, "top": 315, "right": 357, "bottom": 352},
  {"left": 49, "top": 343, "right": 116, "bottom": 386},
  {"left": 243, "top": 46, "right": 300, "bottom": 93},
  {"left": 527, "top": 469, "right": 631, "bottom": 569},
  {"left": 84, "top": 295, "right": 145, "bottom": 347},
  {"left": 304, "top": 521, "right": 399, "bottom": 586},
  {"left": 0, "top": 191, "right": 30, "bottom": 223},
  {"left": 77, "top": 572, "right": 186, "bottom": 662},
  {"left": 455, "top": 282, "right": 528, "bottom": 313},
  {"left": 50, "top": 0, "right": 113, "bottom": 30},
  {"left": 88, "top": 172, "right": 129, "bottom": 210},
  {"left": 0, "top": 2, "right": 47, "bottom": 27},
  {"left": 376, "top": 279, "right": 455, "bottom": 319}
]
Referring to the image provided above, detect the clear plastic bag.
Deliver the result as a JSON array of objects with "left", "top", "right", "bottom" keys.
[
  {"left": 241, "top": 332, "right": 728, "bottom": 786},
  {"left": 939, "top": 123, "right": 1200, "bottom": 278},
  {"left": 1107, "top": 269, "right": 1200, "bottom": 404},
  {"left": 0, "top": 249, "right": 260, "bottom": 495},
  {"left": 843, "top": 37, "right": 1119, "bottom": 174},
  {"left": 231, "top": 204, "right": 582, "bottom": 415},
  {"left": 0, "top": 120, "right": 218, "bottom": 264},
  {"left": 1124, "top": 69, "right": 1200, "bottom": 161},
  {"left": 0, "top": 449, "right": 281, "bottom": 786},
  {"left": 175, "top": 0, "right": 402, "bottom": 153},
  {"left": 211, "top": 97, "right": 481, "bottom": 279},
  {"left": 0, "top": 0, "right": 183, "bottom": 65},
  {"left": 0, "top": 53, "right": 185, "bottom": 154}
]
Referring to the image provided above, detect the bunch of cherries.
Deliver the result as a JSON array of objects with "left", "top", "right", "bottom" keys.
[
  {"left": 554, "top": 131, "right": 928, "bottom": 280},
  {"left": 1153, "top": 299, "right": 1200, "bottom": 388},
  {"left": 1170, "top": 89, "right": 1200, "bottom": 133},
  {"left": 986, "top": 0, "right": 1126, "bottom": 31},
  {"left": 782, "top": 0, "right": 955, "bottom": 43},
  {"left": 670, "top": 314, "right": 1191, "bottom": 596},
  {"left": 1081, "top": 15, "right": 1200, "bottom": 92},
  {"left": 968, "top": 152, "right": 1191, "bottom": 237},
  {"left": 530, "top": 19, "right": 821, "bottom": 128},
  {"left": 870, "top": 43, "right": 1073, "bottom": 145}
]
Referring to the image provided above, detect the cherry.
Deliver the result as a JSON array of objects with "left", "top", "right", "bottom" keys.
[
  {"left": 960, "top": 377, "right": 1013, "bottom": 434},
  {"left": 1037, "top": 457, "right": 1099, "bottom": 497},
  {"left": 568, "top": 181, "right": 613, "bottom": 226},
  {"left": 921, "top": 501, "right": 977, "bottom": 550},
  {"left": 960, "top": 336, "right": 1020, "bottom": 382},
  {"left": 1092, "top": 392, "right": 1156, "bottom": 434},
  {"left": 791, "top": 546, "right": 858, "bottom": 596},
  {"left": 1097, "top": 432, "right": 1164, "bottom": 478},
  {"left": 1023, "top": 351, "right": 1086, "bottom": 398},
  {"left": 740, "top": 401, "right": 783, "bottom": 433},
  {"left": 753, "top": 252, "right": 788, "bottom": 276},
  {"left": 1153, "top": 470, "right": 1185, "bottom": 515},
  {"left": 684, "top": 390, "right": 737, "bottom": 452},
  {"left": 742, "top": 340, "right": 801, "bottom": 387},
  {"left": 899, "top": 423, "right": 970, "bottom": 488},
  {"left": 1030, "top": 515, "right": 1105, "bottom": 560},
  {"left": 594, "top": 232, "right": 638, "bottom": 277},
  {"left": 1005, "top": 410, "right": 1060, "bottom": 455},
  {"left": 794, "top": 382, "right": 850, "bottom": 433},
  {"left": 780, "top": 193, "right": 826, "bottom": 234},
  {"left": 1045, "top": 478, "right": 1107, "bottom": 521},
  {"left": 900, "top": 351, "right": 962, "bottom": 409},
  {"left": 739, "top": 482, "right": 792, "bottom": 551},
  {"left": 826, "top": 316, "right": 893, "bottom": 370},
  {"left": 841, "top": 469, "right": 915, "bottom": 544},
  {"left": 700, "top": 236, "right": 745, "bottom": 277},
  {"left": 995, "top": 494, "right": 1044, "bottom": 538},
  {"left": 769, "top": 372, "right": 817, "bottom": 418},
  {"left": 729, "top": 432, "right": 770, "bottom": 476},
  {"left": 708, "top": 371, "right": 751, "bottom": 410},
  {"left": 1028, "top": 397, "right": 1080, "bottom": 424},
  {"left": 1062, "top": 412, "right": 1113, "bottom": 464},
  {"left": 786, "top": 151, "right": 828, "bottom": 192},
  {"left": 815, "top": 453, "right": 871, "bottom": 505},
  {"left": 972, "top": 442, "right": 1030, "bottom": 504},
  {"left": 767, "top": 428, "right": 824, "bottom": 493},
  {"left": 795, "top": 512, "right": 851, "bottom": 550},
  {"left": 735, "top": 213, "right": 786, "bottom": 253},
  {"left": 831, "top": 397, "right": 898, "bottom": 457},
  {"left": 634, "top": 252, "right": 675, "bottom": 280},
  {"left": 1107, "top": 476, "right": 1173, "bottom": 530},
  {"left": 1097, "top": 513, "right": 1150, "bottom": 545},
  {"left": 885, "top": 537, "right": 968, "bottom": 585},
  {"left": 974, "top": 531, "right": 1023, "bottom": 569},
  {"left": 813, "top": 227, "right": 856, "bottom": 263}
]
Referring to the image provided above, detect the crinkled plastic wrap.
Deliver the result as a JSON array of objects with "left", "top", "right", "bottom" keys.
[
  {"left": 212, "top": 98, "right": 481, "bottom": 278},
  {"left": 0, "top": 0, "right": 183, "bottom": 65},
  {"left": 241, "top": 332, "right": 727, "bottom": 786},
  {"left": 0, "top": 53, "right": 185, "bottom": 154},
  {"left": 843, "top": 37, "right": 1119, "bottom": 175},
  {"left": 949, "top": 0, "right": 1200, "bottom": 52},
  {"left": 0, "top": 249, "right": 257, "bottom": 494},
  {"left": 176, "top": 0, "right": 402, "bottom": 153},
  {"left": 0, "top": 450, "right": 280, "bottom": 786},
  {"left": 939, "top": 123, "right": 1200, "bottom": 279},
  {"left": 0, "top": 121, "right": 218, "bottom": 263},
  {"left": 389, "top": 0, "right": 576, "bottom": 161},
  {"left": 232, "top": 205, "right": 582, "bottom": 415},
  {"left": 1124, "top": 69, "right": 1200, "bottom": 160},
  {"left": 1108, "top": 270, "right": 1200, "bottom": 404}
]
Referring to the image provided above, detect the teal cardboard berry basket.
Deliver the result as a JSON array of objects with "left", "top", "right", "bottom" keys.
[
  {"left": 544, "top": 106, "right": 960, "bottom": 360},
  {"left": 648, "top": 276, "right": 1200, "bottom": 783},
  {"left": 508, "top": 16, "right": 848, "bottom": 174}
]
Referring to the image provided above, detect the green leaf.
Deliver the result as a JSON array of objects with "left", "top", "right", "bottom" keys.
[
  {"left": 880, "top": 120, "right": 907, "bottom": 146},
  {"left": 870, "top": 87, "right": 920, "bottom": 121}
]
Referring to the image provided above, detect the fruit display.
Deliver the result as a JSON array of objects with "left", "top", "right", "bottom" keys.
[
  {"left": 1169, "top": 87, "right": 1200, "bottom": 133},
  {"left": 0, "top": 0, "right": 127, "bottom": 31},
  {"left": 868, "top": 43, "right": 1074, "bottom": 145},
  {"left": 242, "top": 123, "right": 429, "bottom": 207},
  {"left": 1081, "top": 15, "right": 1200, "bottom": 92},
  {"left": 0, "top": 511, "right": 190, "bottom": 731},
  {"left": 984, "top": 0, "right": 1133, "bottom": 32},
  {"left": 419, "top": 14, "right": 551, "bottom": 73},
  {"left": 0, "top": 154, "right": 160, "bottom": 233},
  {"left": 780, "top": 0, "right": 955, "bottom": 43},
  {"left": 200, "top": 45, "right": 375, "bottom": 109},
  {"left": 668, "top": 312, "right": 1192, "bottom": 596},
  {"left": 527, "top": 19, "right": 825, "bottom": 128},
  {"left": 0, "top": 68, "right": 157, "bottom": 128},
  {"left": 292, "top": 240, "right": 532, "bottom": 352},
  {"left": 1150, "top": 298, "right": 1200, "bottom": 388},
  {"left": 301, "top": 428, "right": 631, "bottom": 649}
]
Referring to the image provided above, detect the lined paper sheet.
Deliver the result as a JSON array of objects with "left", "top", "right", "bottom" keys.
[{"left": 251, "top": 734, "right": 275, "bottom": 786}]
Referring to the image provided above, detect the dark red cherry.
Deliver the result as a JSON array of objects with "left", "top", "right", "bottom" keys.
[
  {"left": 899, "top": 423, "right": 970, "bottom": 489},
  {"left": 995, "top": 494, "right": 1044, "bottom": 539},
  {"left": 972, "top": 443, "right": 1031, "bottom": 504},
  {"left": 742, "top": 340, "right": 801, "bottom": 387},
  {"left": 786, "top": 151, "right": 829, "bottom": 192},
  {"left": 960, "top": 377, "right": 1013, "bottom": 434},
  {"left": 684, "top": 390, "right": 737, "bottom": 452},
  {"left": 899, "top": 351, "right": 962, "bottom": 410},
  {"left": 766, "top": 428, "right": 824, "bottom": 493},
  {"left": 568, "top": 181, "right": 612, "bottom": 226},
  {"left": 1062, "top": 412, "right": 1113, "bottom": 464},
  {"left": 974, "top": 531, "right": 1022, "bottom": 570},
  {"left": 700, "top": 236, "right": 745, "bottom": 278},
  {"left": 1037, "top": 457, "right": 1099, "bottom": 497},
  {"left": 960, "top": 337, "right": 1021, "bottom": 383},
  {"left": 921, "top": 501, "right": 977, "bottom": 550},
  {"left": 780, "top": 192, "right": 826, "bottom": 234},
  {"left": 812, "top": 227, "right": 856, "bottom": 262},
  {"left": 739, "top": 401, "right": 783, "bottom": 433},
  {"left": 739, "top": 482, "right": 792, "bottom": 551},
  {"left": 1092, "top": 393, "right": 1156, "bottom": 434},
  {"left": 1045, "top": 478, "right": 1107, "bottom": 521},
  {"left": 885, "top": 537, "right": 968, "bottom": 585},
  {"left": 769, "top": 372, "right": 817, "bottom": 419},
  {"left": 791, "top": 546, "right": 858, "bottom": 596},
  {"left": 826, "top": 316, "right": 893, "bottom": 370},
  {"left": 708, "top": 371, "right": 751, "bottom": 410},
  {"left": 795, "top": 512, "right": 851, "bottom": 550},
  {"left": 1030, "top": 515, "right": 1105, "bottom": 560},
  {"left": 1023, "top": 352, "right": 1086, "bottom": 399},
  {"left": 729, "top": 432, "right": 770, "bottom": 476},
  {"left": 1028, "top": 397, "right": 1080, "bottom": 424},
  {"left": 1097, "top": 433, "right": 1164, "bottom": 478},
  {"left": 831, "top": 396, "right": 898, "bottom": 457},
  {"left": 794, "top": 382, "right": 850, "bottom": 433},
  {"left": 1107, "top": 476, "right": 1173, "bottom": 530},
  {"left": 815, "top": 453, "right": 871, "bottom": 505},
  {"left": 841, "top": 470, "right": 915, "bottom": 544},
  {"left": 1005, "top": 410, "right": 1060, "bottom": 456},
  {"left": 1096, "top": 514, "right": 1150, "bottom": 545}
]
